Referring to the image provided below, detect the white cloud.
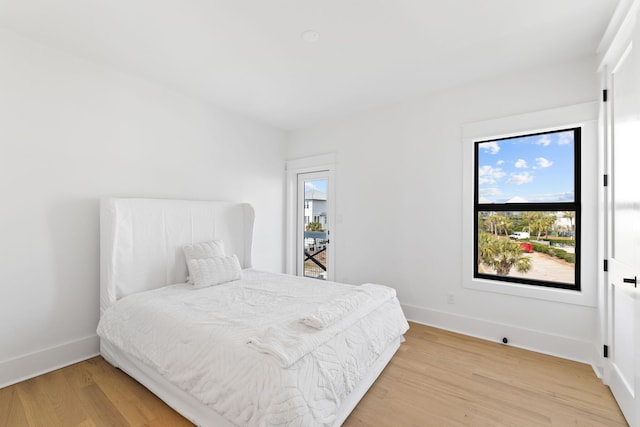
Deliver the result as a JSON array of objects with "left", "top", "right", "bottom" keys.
[
  {"left": 478, "top": 165, "right": 506, "bottom": 184},
  {"left": 507, "top": 171, "right": 534, "bottom": 185},
  {"left": 478, "top": 187, "right": 503, "bottom": 203},
  {"left": 535, "top": 135, "right": 552, "bottom": 146},
  {"left": 557, "top": 132, "right": 572, "bottom": 145},
  {"left": 479, "top": 187, "right": 503, "bottom": 197},
  {"left": 536, "top": 157, "right": 553, "bottom": 168},
  {"left": 555, "top": 192, "right": 574, "bottom": 202},
  {"left": 529, "top": 192, "right": 574, "bottom": 202},
  {"left": 496, "top": 160, "right": 504, "bottom": 165},
  {"left": 506, "top": 196, "right": 528, "bottom": 203},
  {"left": 515, "top": 159, "right": 528, "bottom": 168},
  {"left": 480, "top": 141, "right": 500, "bottom": 154}
]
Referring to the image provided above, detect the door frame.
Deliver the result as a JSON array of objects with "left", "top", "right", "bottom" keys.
[{"left": 285, "top": 153, "right": 336, "bottom": 279}]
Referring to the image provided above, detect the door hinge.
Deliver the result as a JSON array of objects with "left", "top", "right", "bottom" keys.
[
  {"left": 604, "top": 174, "right": 608, "bottom": 187},
  {"left": 603, "top": 89, "right": 608, "bottom": 102},
  {"left": 604, "top": 259, "right": 608, "bottom": 272},
  {"left": 604, "top": 345, "right": 609, "bottom": 358}
]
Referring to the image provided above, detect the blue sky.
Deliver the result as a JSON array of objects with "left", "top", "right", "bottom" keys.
[
  {"left": 477, "top": 130, "right": 575, "bottom": 203},
  {"left": 305, "top": 179, "right": 327, "bottom": 193}
]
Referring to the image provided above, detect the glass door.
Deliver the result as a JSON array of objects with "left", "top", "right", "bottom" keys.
[{"left": 297, "top": 172, "right": 332, "bottom": 280}]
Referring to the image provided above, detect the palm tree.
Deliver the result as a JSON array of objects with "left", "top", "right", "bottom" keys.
[
  {"left": 478, "top": 232, "right": 532, "bottom": 276},
  {"left": 522, "top": 211, "right": 540, "bottom": 234},
  {"left": 485, "top": 214, "right": 500, "bottom": 235},
  {"left": 306, "top": 221, "right": 323, "bottom": 231},
  {"left": 526, "top": 212, "right": 555, "bottom": 239},
  {"left": 477, "top": 232, "right": 495, "bottom": 267},
  {"left": 497, "top": 216, "right": 513, "bottom": 237}
]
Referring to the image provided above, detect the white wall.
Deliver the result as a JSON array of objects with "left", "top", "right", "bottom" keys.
[
  {"left": 287, "top": 56, "right": 600, "bottom": 363},
  {"left": 0, "top": 28, "right": 286, "bottom": 386}
]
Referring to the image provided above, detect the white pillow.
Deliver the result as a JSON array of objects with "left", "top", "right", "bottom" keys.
[
  {"left": 187, "top": 255, "right": 242, "bottom": 288},
  {"left": 183, "top": 240, "right": 225, "bottom": 284}
]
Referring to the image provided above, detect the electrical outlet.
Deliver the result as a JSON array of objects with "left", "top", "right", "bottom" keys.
[{"left": 447, "top": 293, "right": 455, "bottom": 304}]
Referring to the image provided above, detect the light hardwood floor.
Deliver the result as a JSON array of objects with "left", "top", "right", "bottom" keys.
[{"left": 0, "top": 323, "right": 627, "bottom": 426}]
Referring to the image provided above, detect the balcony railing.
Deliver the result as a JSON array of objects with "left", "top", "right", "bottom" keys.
[{"left": 304, "top": 231, "right": 327, "bottom": 279}]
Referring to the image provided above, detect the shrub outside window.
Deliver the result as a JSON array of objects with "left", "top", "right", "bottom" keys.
[{"left": 474, "top": 128, "right": 581, "bottom": 290}]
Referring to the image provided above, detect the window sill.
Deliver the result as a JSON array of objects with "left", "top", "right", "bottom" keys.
[{"left": 463, "top": 276, "right": 594, "bottom": 306}]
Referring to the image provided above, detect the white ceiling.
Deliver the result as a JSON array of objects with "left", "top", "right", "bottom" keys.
[{"left": 0, "top": 0, "right": 619, "bottom": 130}]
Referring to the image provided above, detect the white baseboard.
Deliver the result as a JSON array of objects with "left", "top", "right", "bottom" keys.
[
  {"left": 0, "top": 335, "right": 100, "bottom": 388},
  {"left": 402, "top": 304, "right": 594, "bottom": 365}
]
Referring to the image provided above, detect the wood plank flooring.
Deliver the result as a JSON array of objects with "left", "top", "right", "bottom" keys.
[{"left": 0, "top": 323, "right": 627, "bottom": 426}]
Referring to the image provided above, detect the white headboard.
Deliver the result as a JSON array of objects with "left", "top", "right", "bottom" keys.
[{"left": 100, "top": 198, "right": 254, "bottom": 315}]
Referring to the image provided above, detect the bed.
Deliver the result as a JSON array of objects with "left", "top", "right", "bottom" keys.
[{"left": 97, "top": 198, "right": 409, "bottom": 427}]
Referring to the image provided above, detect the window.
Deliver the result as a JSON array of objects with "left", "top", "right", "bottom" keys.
[{"left": 474, "top": 128, "right": 581, "bottom": 290}]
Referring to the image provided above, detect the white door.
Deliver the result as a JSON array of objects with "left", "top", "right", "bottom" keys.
[
  {"left": 297, "top": 171, "right": 334, "bottom": 280},
  {"left": 605, "top": 20, "right": 640, "bottom": 426}
]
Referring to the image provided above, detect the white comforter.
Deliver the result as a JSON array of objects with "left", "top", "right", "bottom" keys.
[{"left": 97, "top": 270, "right": 409, "bottom": 427}]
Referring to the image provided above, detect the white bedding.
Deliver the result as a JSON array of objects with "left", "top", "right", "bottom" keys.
[{"left": 97, "top": 269, "right": 409, "bottom": 427}]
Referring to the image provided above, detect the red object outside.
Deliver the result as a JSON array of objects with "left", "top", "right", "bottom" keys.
[{"left": 519, "top": 242, "right": 533, "bottom": 253}]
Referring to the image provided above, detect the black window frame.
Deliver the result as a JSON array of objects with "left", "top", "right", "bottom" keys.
[{"left": 473, "top": 127, "right": 581, "bottom": 291}]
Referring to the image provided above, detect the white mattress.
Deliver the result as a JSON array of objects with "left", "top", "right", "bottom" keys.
[{"left": 97, "top": 269, "right": 409, "bottom": 427}]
